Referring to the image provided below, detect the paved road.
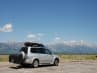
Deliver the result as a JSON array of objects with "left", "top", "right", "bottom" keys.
[{"left": 0, "top": 61, "right": 97, "bottom": 73}]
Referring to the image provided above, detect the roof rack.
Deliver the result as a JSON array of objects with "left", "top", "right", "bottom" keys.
[{"left": 24, "top": 42, "right": 45, "bottom": 47}]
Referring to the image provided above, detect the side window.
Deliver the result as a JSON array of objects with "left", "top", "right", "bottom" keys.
[
  {"left": 30, "top": 48, "right": 45, "bottom": 54},
  {"left": 40, "top": 48, "right": 45, "bottom": 54},
  {"left": 31, "top": 48, "right": 40, "bottom": 53},
  {"left": 44, "top": 49, "right": 52, "bottom": 54}
]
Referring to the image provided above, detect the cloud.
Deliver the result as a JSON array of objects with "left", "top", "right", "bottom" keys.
[
  {"left": 37, "top": 33, "right": 44, "bottom": 37},
  {"left": 27, "top": 33, "right": 37, "bottom": 42},
  {"left": 55, "top": 37, "right": 61, "bottom": 40},
  {"left": 27, "top": 33, "right": 36, "bottom": 38},
  {"left": 27, "top": 33, "right": 44, "bottom": 42},
  {"left": 0, "top": 24, "right": 13, "bottom": 32},
  {"left": 50, "top": 37, "right": 97, "bottom": 48}
]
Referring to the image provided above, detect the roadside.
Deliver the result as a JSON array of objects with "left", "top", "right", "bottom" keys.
[{"left": 0, "top": 61, "right": 97, "bottom": 73}]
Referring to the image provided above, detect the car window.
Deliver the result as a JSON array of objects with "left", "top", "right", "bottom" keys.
[
  {"left": 31, "top": 48, "right": 45, "bottom": 54},
  {"left": 20, "top": 47, "right": 28, "bottom": 54},
  {"left": 44, "top": 49, "right": 52, "bottom": 54}
]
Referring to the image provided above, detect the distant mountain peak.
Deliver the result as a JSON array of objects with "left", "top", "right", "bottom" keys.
[
  {"left": 0, "top": 41, "right": 97, "bottom": 54},
  {"left": 48, "top": 40, "right": 97, "bottom": 48}
]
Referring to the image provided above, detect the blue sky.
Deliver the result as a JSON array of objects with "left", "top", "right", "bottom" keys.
[{"left": 0, "top": 0, "right": 97, "bottom": 43}]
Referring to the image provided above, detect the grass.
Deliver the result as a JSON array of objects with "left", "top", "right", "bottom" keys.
[
  {"left": 0, "top": 55, "right": 9, "bottom": 62},
  {"left": 59, "top": 55, "right": 97, "bottom": 62},
  {"left": 0, "top": 54, "right": 97, "bottom": 62}
]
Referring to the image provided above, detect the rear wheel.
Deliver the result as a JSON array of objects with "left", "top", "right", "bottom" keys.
[
  {"left": 32, "top": 60, "right": 39, "bottom": 68},
  {"left": 54, "top": 59, "right": 59, "bottom": 66}
]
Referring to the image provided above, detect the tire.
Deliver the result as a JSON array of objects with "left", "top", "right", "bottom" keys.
[
  {"left": 32, "top": 60, "right": 39, "bottom": 68},
  {"left": 54, "top": 59, "right": 59, "bottom": 66}
]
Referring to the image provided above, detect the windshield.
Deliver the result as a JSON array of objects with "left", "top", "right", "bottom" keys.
[{"left": 20, "top": 47, "right": 28, "bottom": 54}]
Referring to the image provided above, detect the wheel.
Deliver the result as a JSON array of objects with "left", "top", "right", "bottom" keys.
[
  {"left": 54, "top": 59, "right": 59, "bottom": 66},
  {"left": 32, "top": 60, "right": 39, "bottom": 68}
]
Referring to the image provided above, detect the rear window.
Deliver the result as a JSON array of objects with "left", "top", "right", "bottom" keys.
[{"left": 20, "top": 47, "right": 28, "bottom": 54}]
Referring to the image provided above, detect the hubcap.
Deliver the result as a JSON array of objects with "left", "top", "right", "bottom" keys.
[
  {"left": 55, "top": 60, "right": 59, "bottom": 65},
  {"left": 33, "top": 60, "right": 38, "bottom": 67}
]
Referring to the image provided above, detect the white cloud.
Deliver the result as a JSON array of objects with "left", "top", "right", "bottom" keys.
[
  {"left": 0, "top": 24, "right": 13, "bottom": 32},
  {"left": 27, "top": 33, "right": 37, "bottom": 42},
  {"left": 50, "top": 37, "right": 97, "bottom": 48},
  {"left": 37, "top": 33, "right": 44, "bottom": 37},
  {"left": 55, "top": 37, "right": 61, "bottom": 40},
  {"left": 48, "top": 37, "right": 65, "bottom": 45},
  {"left": 27, "top": 33, "right": 36, "bottom": 38},
  {"left": 27, "top": 33, "right": 44, "bottom": 42}
]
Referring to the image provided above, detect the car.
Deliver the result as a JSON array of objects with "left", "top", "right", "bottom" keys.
[{"left": 9, "top": 42, "right": 59, "bottom": 68}]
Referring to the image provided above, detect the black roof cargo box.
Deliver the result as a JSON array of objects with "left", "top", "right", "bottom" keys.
[{"left": 24, "top": 42, "right": 45, "bottom": 47}]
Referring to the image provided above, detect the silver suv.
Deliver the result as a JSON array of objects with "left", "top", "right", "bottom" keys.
[{"left": 9, "top": 42, "right": 59, "bottom": 68}]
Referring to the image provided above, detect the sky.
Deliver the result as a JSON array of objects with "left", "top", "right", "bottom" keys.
[{"left": 0, "top": 0, "right": 97, "bottom": 43}]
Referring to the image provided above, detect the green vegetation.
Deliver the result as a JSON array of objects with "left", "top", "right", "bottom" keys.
[
  {"left": 0, "top": 55, "right": 9, "bottom": 62},
  {"left": 0, "top": 55, "right": 97, "bottom": 62},
  {"left": 59, "top": 55, "right": 97, "bottom": 62}
]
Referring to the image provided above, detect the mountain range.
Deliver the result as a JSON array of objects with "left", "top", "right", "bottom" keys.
[
  {"left": 0, "top": 41, "right": 97, "bottom": 54},
  {"left": 47, "top": 40, "right": 97, "bottom": 54},
  {"left": 0, "top": 42, "right": 24, "bottom": 54}
]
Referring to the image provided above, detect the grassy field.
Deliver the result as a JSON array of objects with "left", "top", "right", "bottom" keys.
[
  {"left": 59, "top": 55, "right": 97, "bottom": 62},
  {"left": 0, "top": 55, "right": 9, "bottom": 62},
  {"left": 0, "top": 55, "right": 97, "bottom": 62}
]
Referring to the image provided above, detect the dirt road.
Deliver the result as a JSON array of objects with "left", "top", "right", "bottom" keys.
[{"left": 0, "top": 61, "right": 97, "bottom": 73}]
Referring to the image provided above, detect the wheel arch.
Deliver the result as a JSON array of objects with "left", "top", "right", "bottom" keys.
[
  {"left": 33, "top": 58, "right": 39, "bottom": 64},
  {"left": 54, "top": 58, "right": 59, "bottom": 62}
]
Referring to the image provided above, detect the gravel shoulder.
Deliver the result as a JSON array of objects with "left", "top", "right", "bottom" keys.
[{"left": 0, "top": 61, "right": 97, "bottom": 73}]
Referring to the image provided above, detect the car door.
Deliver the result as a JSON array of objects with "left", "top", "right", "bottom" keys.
[
  {"left": 43, "top": 49, "right": 53, "bottom": 64},
  {"left": 37, "top": 48, "right": 47, "bottom": 64}
]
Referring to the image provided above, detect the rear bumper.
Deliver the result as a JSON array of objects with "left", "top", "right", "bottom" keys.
[{"left": 9, "top": 54, "right": 24, "bottom": 64}]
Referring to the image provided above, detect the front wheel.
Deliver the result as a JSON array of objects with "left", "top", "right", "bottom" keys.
[
  {"left": 54, "top": 59, "right": 59, "bottom": 66},
  {"left": 32, "top": 60, "right": 39, "bottom": 68}
]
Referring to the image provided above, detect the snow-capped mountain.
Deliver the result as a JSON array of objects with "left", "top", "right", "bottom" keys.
[
  {"left": 47, "top": 40, "right": 97, "bottom": 54},
  {"left": 0, "top": 42, "right": 24, "bottom": 54},
  {"left": 0, "top": 40, "right": 97, "bottom": 54}
]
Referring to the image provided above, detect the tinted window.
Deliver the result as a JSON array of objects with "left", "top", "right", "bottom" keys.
[
  {"left": 31, "top": 48, "right": 45, "bottom": 54},
  {"left": 20, "top": 47, "right": 28, "bottom": 54},
  {"left": 44, "top": 49, "right": 52, "bottom": 54}
]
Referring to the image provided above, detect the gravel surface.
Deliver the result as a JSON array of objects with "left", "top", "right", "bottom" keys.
[{"left": 0, "top": 61, "right": 97, "bottom": 73}]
